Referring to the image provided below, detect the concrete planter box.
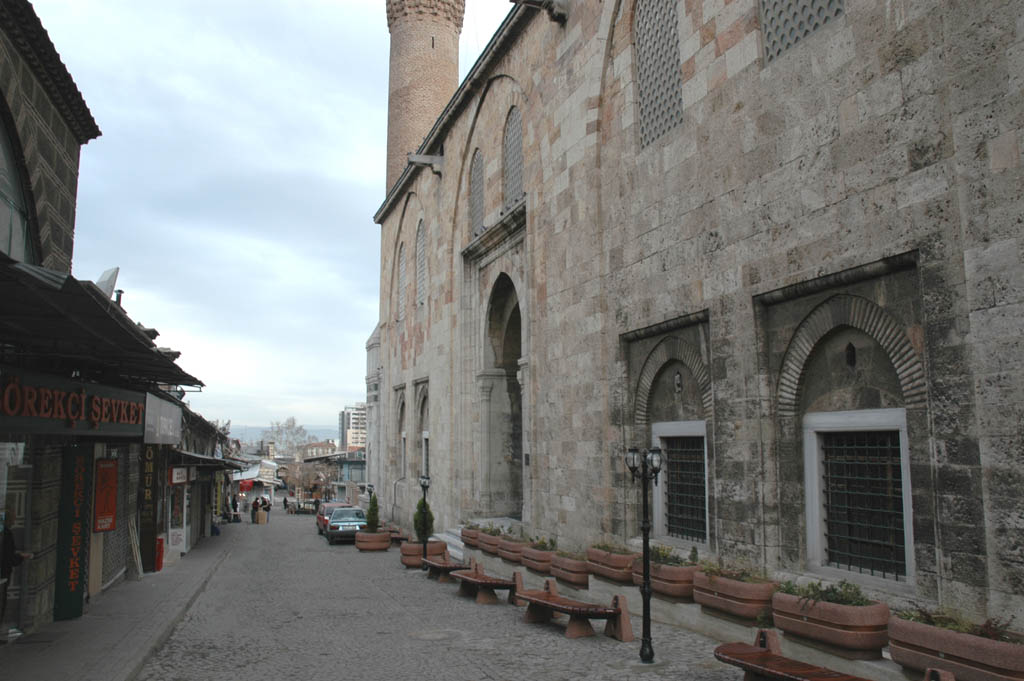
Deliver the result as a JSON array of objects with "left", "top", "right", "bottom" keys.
[
  {"left": 693, "top": 571, "right": 776, "bottom": 621},
  {"left": 889, "top": 616, "right": 1024, "bottom": 681},
  {"left": 586, "top": 548, "right": 639, "bottom": 583},
  {"left": 772, "top": 592, "right": 889, "bottom": 659},
  {"left": 631, "top": 558, "right": 699, "bottom": 599},
  {"left": 355, "top": 531, "right": 391, "bottom": 551},
  {"left": 478, "top": 533, "right": 501, "bottom": 555},
  {"left": 497, "top": 537, "right": 527, "bottom": 563},
  {"left": 551, "top": 555, "right": 590, "bottom": 587},
  {"left": 399, "top": 540, "right": 446, "bottom": 568},
  {"left": 521, "top": 547, "right": 555, "bottom": 573},
  {"left": 460, "top": 527, "right": 479, "bottom": 547}
]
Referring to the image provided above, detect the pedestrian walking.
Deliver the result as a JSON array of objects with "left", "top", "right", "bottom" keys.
[
  {"left": 2, "top": 506, "right": 33, "bottom": 631},
  {"left": 250, "top": 497, "right": 258, "bottom": 523}
]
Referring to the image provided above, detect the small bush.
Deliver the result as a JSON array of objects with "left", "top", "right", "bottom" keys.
[
  {"left": 777, "top": 579, "right": 872, "bottom": 607},
  {"left": 481, "top": 524, "right": 503, "bottom": 536},
  {"left": 556, "top": 550, "right": 586, "bottom": 560},
  {"left": 699, "top": 559, "right": 772, "bottom": 583},
  {"left": 649, "top": 544, "right": 698, "bottom": 566},
  {"left": 896, "top": 606, "right": 1019, "bottom": 644},
  {"left": 365, "top": 493, "right": 380, "bottom": 533},
  {"left": 530, "top": 537, "right": 557, "bottom": 551},
  {"left": 590, "top": 542, "right": 636, "bottom": 555},
  {"left": 413, "top": 497, "right": 434, "bottom": 542}
]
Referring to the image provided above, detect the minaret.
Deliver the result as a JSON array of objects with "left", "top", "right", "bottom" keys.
[{"left": 385, "top": 0, "right": 465, "bottom": 191}]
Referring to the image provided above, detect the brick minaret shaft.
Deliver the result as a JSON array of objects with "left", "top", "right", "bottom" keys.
[{"left": 385, "top": 0, "right": 465, "bottom": 191}]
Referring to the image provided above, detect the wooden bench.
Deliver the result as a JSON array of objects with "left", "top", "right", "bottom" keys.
[
  {"left": 450, "top": 560, "right": 517, "bottom": 604},
  {"left": 514, "top": 576, "right": 634, "bottom": 641},
  {"left": 715, "top": 630, "right": 956, "bottom": 681},
  {"left": 421, "top": 551, "right": 468, "bottom": 583}
]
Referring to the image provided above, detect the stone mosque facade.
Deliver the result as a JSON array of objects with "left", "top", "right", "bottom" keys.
[{"left": 366, "top": 0, "right": 1024, "bottom": 622}]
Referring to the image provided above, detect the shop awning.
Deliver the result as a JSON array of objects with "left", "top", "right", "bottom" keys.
[
  {"left": 0, "top": 253, "right": 202, "bottom": 388},
  {"left": 172, "top": 449, "right": 246, "bottom": 470}
]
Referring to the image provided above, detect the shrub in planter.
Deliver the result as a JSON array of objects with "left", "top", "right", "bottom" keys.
[
  {"left": 587, "top": 543, "right": 640, "bottom": 583},
  {"left": 399, "top": 498, "right": 444, "bottom": 567},
  {"left": 522, "top": 537, "right": 557, "bottom": 573},
  {"left": 477, "top": 525, "right": 503, "bottom": 554},
  {"left": 497, "top": 534, "right": 529, "bottom": 563},
  {"left": 772, "top": 580, "right": 889, "bottom": 658},
  {"left": 355, "top": 494, "right": 390, "bottom": 551},
  {"left": 693, "top": 560, "right": 777, "bottom": 622},
  {"left": 460, "top": 523, "right": 480, "bottom": 548},
  {"left": 551, "top": 550, "right": 590, "bottom": 587},
  {"left": 889, "top": 607, "right": 1023, "bottom": 681},
  {"left": 632, "top": 545, "right": 700, "bottom": 599}
]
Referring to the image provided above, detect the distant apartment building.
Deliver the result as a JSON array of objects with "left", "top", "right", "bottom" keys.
[
  {"left": 338, "top": 403, "right": 367, "bottom": 452},
  {"left": 298, "top": 441, "right": 336, "bottom": 461}
]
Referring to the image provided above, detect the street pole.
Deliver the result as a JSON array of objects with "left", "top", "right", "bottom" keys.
[{"left": 625, "top": 447, "right": 661, "bottom": 664}]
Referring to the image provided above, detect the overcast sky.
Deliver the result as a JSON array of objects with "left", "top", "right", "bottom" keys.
[{"left": 31, "top": 0, "right": 511, "bottom": 430}]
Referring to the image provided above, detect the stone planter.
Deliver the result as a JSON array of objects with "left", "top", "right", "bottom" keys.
[
  {"left": 478, "top": 533, "right": 501, "bottom": 555},
  {"left": 693, "top": 571, "right": 776, "bottom": 621},
  {"left": 631, "top": 558, "right": 699, "bottom": 599},
  {"left": 355, "top": 531, "right": 391, "bottom": 551},
  {"left": 889, "top": 616, "right": 1024, "bottom": 681},
  {"left": 399, "top": 539, "right": 446, "bottom": 568},
  {"left": 497, "top": 537, "right": 527, "bottom": 563},
  {"left": 772, "top": 592, "right": 889, "bottom": 659},
  {"left": 551, "top": 554, "right": 590, "bottom": 587},
  {"left": 460, "top": 527, "right": 479, "bottom": 548},
  {"left": 521, "top": 547, "right": 555, "bottom": 573},
  {"left": 586, "top": 547, "right": 639, "bottom": 583}
]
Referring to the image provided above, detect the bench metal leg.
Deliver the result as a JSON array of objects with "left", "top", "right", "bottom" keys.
[
  {"left": 476, "top": 587, "right": 500, "bottom": 605},
  {"left": 604, "top": 594, "right": 635, "bottom": 642},
  {"left": 524, "top": 603, "right": 554, "bottom": 624},
  {"left": 458, "top": 581, "right": 477, "bottom": 599}
]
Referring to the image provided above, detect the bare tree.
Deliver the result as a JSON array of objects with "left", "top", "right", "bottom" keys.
[{"left": 262, "top": 417, "right": 314, "bottom": 460}]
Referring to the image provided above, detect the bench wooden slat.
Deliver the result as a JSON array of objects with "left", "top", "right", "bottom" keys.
[
  {"left": 714, "top": 641, "right": 872, "bottom": 681},
  {"left": 514, "top": 576, "right": 634, "bottom": 642}
]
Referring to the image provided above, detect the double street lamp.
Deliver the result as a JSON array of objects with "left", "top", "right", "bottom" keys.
[
  {"left": 625, "top": 446, "right": 662, "bottom": 664},
  {"left": 418, "top": 474, "right": 431, "bottom": 569}
]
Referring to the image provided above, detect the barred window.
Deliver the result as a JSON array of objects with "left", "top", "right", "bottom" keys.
[
  {"left": 396, "top": 243, "right": 406, "bottom": 322},
  {"left": 415, "top": 220, "right": 426, "bottom": 307},
  {"left": 821, "top": 430, "right": 905, "bottom": 578},
  {"left": 470, "top": 149, "right": 485, "bottom": 237},
  {"left": 761, "top": 0, "right": 844, "bottom": 63},
  {"left": 502, "top": 107, "right": 524, "bottom": 210},
  {"left": 634, "top": 0, "right": 685, "bottom": 147},
  {"left": 663, "top": 436, "right": 707, "bottom": 542}
]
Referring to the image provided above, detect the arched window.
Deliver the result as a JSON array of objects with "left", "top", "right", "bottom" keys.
[
  {"left": 634, "top": 0, "right": 684, "bottom": 147},
  {"left": 469, "top": 149, "right": 485, "bottom": 237},
  {"left": 415, "top": 220, "right": 426, "bottom": 307},
  {"left": 0, "top": 119, "right": 36, "bottom": 263},
  {"left": 396, "top": 243, "right": 406, "bottom": 322},
  {"left": 502, "top": 107, "right": 524, "bottom": 210}
]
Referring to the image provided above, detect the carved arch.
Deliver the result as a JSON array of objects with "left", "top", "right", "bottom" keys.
[
  {"left": 776, "top": 294, "right": 927, "bottom": 417},
  {"left": 633, "top": 336, "right": 712, "bottom": 428}
]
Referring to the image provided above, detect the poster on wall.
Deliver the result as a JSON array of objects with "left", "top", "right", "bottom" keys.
[{"left": 93, "top": 458, "right": 118, "bottom": 532}]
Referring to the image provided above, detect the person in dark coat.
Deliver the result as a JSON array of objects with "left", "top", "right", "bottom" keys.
[
  {"left": 250, "top": 496, "right": 259, "bottom": 523},
  {"left": 2, "top": 507, "right": 33, "bottom": 627}
]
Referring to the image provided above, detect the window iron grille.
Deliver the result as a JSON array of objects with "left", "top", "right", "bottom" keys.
[
  {"left": 821, "top": 430, "right": 905, "bottom": 579},
  {"left": 664, "top": 436, "right": 706, "bottom": 541}
]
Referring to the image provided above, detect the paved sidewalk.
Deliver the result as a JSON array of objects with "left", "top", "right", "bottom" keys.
[{"left": 0, "top": 523, "right": 239, "bottom": 681}]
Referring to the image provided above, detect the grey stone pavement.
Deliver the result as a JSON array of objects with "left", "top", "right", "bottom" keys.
[{"left": 1, "top": 512, "right": 743, "bottom": 681}]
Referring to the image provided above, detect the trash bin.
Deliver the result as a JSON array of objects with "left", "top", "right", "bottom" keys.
[{"left": 155, "top": 537, "right": 165, "bottom": 572}]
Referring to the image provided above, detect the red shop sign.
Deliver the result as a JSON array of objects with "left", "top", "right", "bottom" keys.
[{"left": 94, "top": 458, "right": 118, "bottom": 532}]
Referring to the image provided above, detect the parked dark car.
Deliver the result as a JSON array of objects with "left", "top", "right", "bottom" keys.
[
  {"left": 315, "top": 502, "right": 350, "bottom": 535},
  {"left": 325, "top": 507, "right": 366, "bottom": 544}
]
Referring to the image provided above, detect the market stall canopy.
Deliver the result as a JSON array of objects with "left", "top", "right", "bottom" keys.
[
  {"left": 0, "top": 253, "right": 202, "bottom": 388},
  {"left": 172, "top": 449, "right": 246, "bottom": 470}
]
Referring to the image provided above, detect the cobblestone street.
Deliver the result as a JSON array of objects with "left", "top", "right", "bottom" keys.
[{"left": 136, "top": 513, "right": 739, "bottom": 681}]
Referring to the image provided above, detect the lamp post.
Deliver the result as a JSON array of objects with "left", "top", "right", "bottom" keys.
[
  {"left": 625, "top": 446, "right": 662, "bottom": 664},
  {"left": 418, "top": 474, "right": 430, "bottom": 569}
]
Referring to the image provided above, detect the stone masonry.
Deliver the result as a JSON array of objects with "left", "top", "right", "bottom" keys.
[{"left": 370, "top": 0, "right": 1024, "bottom": 624}]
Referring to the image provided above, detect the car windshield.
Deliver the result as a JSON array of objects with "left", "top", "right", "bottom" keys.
[{"left": 330, "top": 508, "right": 365, "bottom": 521}]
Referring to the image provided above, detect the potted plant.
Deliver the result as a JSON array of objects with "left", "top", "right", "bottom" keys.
[
  {"left": 477, "top": 525, "right": 503, "bottom": 555},
  {"left": 521, "top": 537, "right": 557, "bottom": 573},
  {"left": 460, "top": 522, "right": 480, "bottom": 548},
  {"left": 693, "top": 559, "right": 777, "bottom": 621},
  {"left": 551, "top": 550, "right": 590, "bottom": 586},
  {"left": 586, "top": 543, "right": 640, "bottom": 583},
  {"left": 497, "top": 534, "right": 529, "bottom": 563},
  {"left": 399, "top": 496, "right": 446, "bottom": 568},
  {"left": 632, "top": 545, "right": 700, "bottom": 599},
  {"left": 889, "top": 606, "right": 1023, "bottom": 681},
  {"left": 354, "top": 494, "right": 390, "bottom": 551},
  {"left": 772, "top": 580, "right": 889, "bottom": 658}
]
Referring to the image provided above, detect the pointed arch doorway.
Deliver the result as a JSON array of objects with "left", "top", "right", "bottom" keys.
[{"left": 479, "top": 273, "right": 523, "bottom": 519}]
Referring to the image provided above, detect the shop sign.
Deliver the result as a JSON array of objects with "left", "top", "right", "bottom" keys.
[
  {"left": 140, "top": 445, "right": 162, "bottom": 572},
  {"left": 239, "top": 480, "right": 253, "bottom": 492},
  {"left": 144, "top": 393, "right": 181, "bottom": 444},
  {"left": 93, "top": 458, "right": 118, "bottom": 532},
  {"left": 169, "top": 467, "right": 188, "bottom": 484},
  {"left": 0, "top": 365, "right": 145, "bottom": 437},
  {"left": 55, "top": 446, "right": 93, "bottom": 620}
]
